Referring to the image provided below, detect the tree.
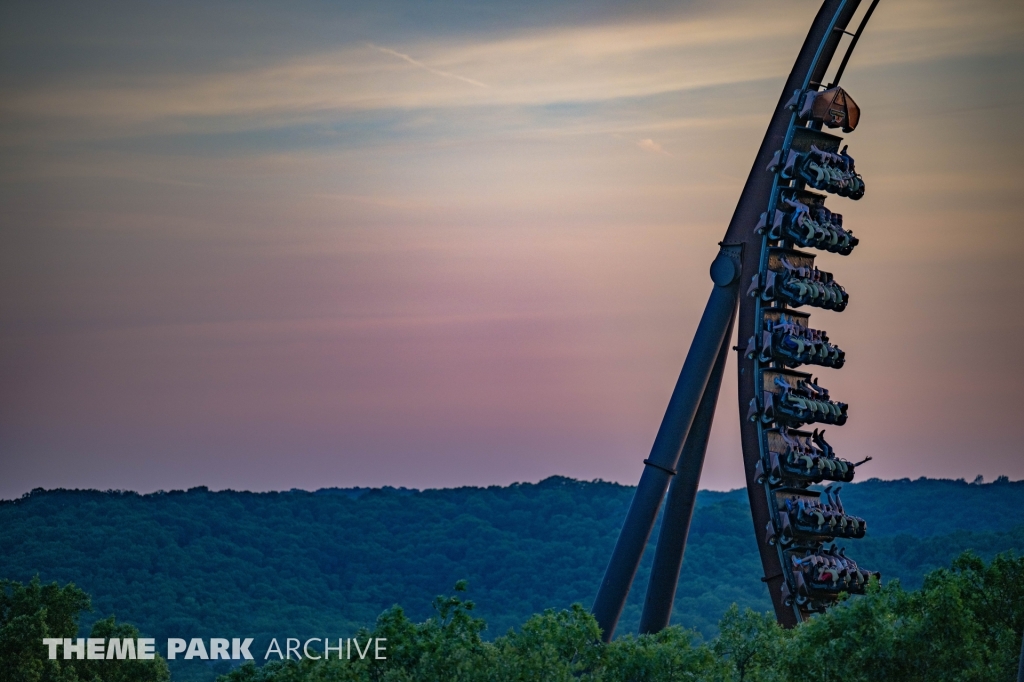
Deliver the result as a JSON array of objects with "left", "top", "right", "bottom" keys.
[
  {"left": 0, "top": 577, "right": 169, "bottom": 682},
  {"left": 217, "top": 552, "right": 1024, "bottom": 682},
  {"left": 778, "top": 551, "right": 1024, "bottom": 682},
  {"left": 713, "top": 605, "right": 788, "bottom": 682},
  {"left": 604, "top": 626, "right": 723, "bottom": 682}
]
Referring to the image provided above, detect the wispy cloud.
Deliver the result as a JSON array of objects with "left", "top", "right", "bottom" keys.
[
  {"left": 2, "top": 0, "right": 1018, "bottom": 144},
  {"left": 0, "top": 14, "right": 805, "bottom": 139}
]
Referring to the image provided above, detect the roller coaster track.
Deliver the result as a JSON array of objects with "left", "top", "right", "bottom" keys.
[{"left": 592, "top": 0, "right": 883, "bottom": 639}]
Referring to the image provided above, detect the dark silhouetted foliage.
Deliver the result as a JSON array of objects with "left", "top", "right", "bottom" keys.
[
  {"left": 1, "top": 477, "right": 1021, "bottom": 680},
  {"left": 0, "top": 577, "right": 170, "bottom": 682},
  {"left": 217, "top": 552, "right": 1024, "bottom": 682}
]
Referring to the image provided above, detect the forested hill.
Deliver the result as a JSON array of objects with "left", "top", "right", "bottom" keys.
[{"left": 3, "top": 477, "right": 1023, "bottom": 681}]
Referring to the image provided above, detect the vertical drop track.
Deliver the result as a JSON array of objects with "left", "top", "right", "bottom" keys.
[{"left": 593, "top": 0, "right": 884, "bottom": 640}]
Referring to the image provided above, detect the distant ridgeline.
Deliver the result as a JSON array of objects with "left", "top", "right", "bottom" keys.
[{"left": 2, "top": 477, "right": 1023, "bottom": 680}]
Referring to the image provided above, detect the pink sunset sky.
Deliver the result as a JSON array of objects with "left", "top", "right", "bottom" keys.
[{"left": 1, "top": 0, "right": 1022, "bottom": 498}]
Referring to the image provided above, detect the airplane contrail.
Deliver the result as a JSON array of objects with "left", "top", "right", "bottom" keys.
[{"left": 370, "top": 44, "right": 489, "bottom": 89}]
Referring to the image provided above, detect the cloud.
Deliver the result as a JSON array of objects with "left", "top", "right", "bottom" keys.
[
  {"left": 2, "top": 0, "right": 1019, "bottom": 145},
  {"left": 0, "top": 13, "right": 806, "bottom": 139},
  {"left": 637, "top": 138, "right": 671, "bottom": 156}
]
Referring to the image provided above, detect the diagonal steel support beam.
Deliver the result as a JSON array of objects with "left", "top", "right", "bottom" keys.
[
  {"left": 637, "top": 304, "right": 735, "bottom": 635},
  {"left": 592, "top": 245, "right": 741, "bottom": 642}
]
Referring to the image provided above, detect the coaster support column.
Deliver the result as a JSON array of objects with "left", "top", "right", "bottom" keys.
[
  {"left": 592, "top": 244, "right": 741, "bottom": 642},
  {"left": 638, "top": 305, "right": 734, "bottom": 634}
]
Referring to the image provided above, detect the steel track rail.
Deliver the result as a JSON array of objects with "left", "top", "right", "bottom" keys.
[
  {"left": 721, "top": 0, "right": 867, "bottom": 627},
  {"left": 593, "top": 0, "right": 880, "bottom": 638}
]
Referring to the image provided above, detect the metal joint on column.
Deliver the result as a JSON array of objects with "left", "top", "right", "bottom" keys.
[
  {"left": 642, "top": 460, "right": 677, "bottom": 476},
  {"left": 710, "top": 243, "right": 743, "bottom": 287}
]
